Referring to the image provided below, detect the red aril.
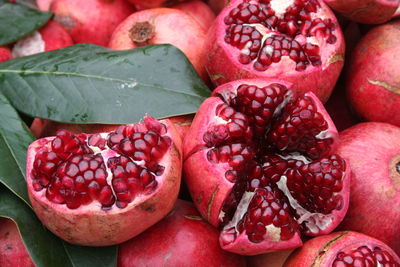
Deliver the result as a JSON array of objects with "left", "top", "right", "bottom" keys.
[
  {"left": 184, "top": 79, "right": 350, "bottom": 255},
  {"left": 173, "top": 1, "right": 216, "bottom": 31},
  {"left": 335, "top": 122, "right": 400, "bottom": 255},
  {"left": 118, "top": 200, "right": 246, "bottom": 266},
  {"left": 108, "top": 8, "right": 208, "bottom": 81},
  {"left": 205, "top": 0, "right": 345, "bottom": 103},
  {"left": 26, "top": 116, "right": 182, "bottom": 246},
  {"left": 12, "top": 21, "right": 73, "bottom": 58},
  {"left": 51, "top": 0, "right": 135, "bottom": 46},
  {"left": 284, "top": 231, "right": 400, "bottom": 266},
  {"left": 0, "top": 46, "right": 11, "bottom": 62}
]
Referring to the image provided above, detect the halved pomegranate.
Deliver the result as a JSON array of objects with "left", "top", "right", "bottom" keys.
[
  {"left": 184, "top": 79, "right": 350, "bottom": 255},
  {"left": 205, "top": 0, "right": 345, "bottom": 103},
  {"left": 26, "top": 116, "right": 182, "bottom": 246}
]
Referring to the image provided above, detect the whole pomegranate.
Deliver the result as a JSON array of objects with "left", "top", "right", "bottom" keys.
[
  {"left": 284, "top": 231, "right": 400, "bottom": 266},
  {"left": 51, "top": 0, "right": 135, "bottom": 46},
  {"left": 0, "top": 219, "right": 34, "bottom": 267},
  {"left": 205, "top": 0, "right": 345, "bottom": 103},
  {"left": 173, "top": 0, "right": 216, "bottom": 31},
  {"left": 346, "top": 20, "right": 400, "bottom": 127},
  {"left": 247, "top": 249, "right": 293, "bottom": 267},
  {"left": 118, "top": 199, "right": 246, "bottom": 267},
  {"left": 335, "top": 122, "right": 400, "bottom": 255},
  {"left": 108, "top": 8, "right": 208, "bottom": 81},
  {"left": 0, "top": 46, "right": 11, "bottom": 62},
  {"left": 324, "top": 0, "right": 400, "bottom": 24},
  {"left": 127, "top": 0, "right": 187, "bottom": 9},
  {"left": 184, "top": 78, "right": 350, "bottom": 255},
  {"left": 12, "top": 21, "right": 73, "bottom": 58},
  {"left": 26, "top": 116, "right": 182, "bottom": 246},
  {"left": 36, "top": 0, "right": 53, "bottom": 11}
]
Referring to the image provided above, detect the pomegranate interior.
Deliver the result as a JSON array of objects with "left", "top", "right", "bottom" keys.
[
  {"left": 224, "top": 0, "right": 337, "bottom": 71},
  {"left": 30, "top": 118, "right": 171, "bottom": 210},
  {"left": 333, "top": 245, "right": 400, "bottom": 267},
  {"left": 203, "top": 83, "right": 346, "bottom": 244}
]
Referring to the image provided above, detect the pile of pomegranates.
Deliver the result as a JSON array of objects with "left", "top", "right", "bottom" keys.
[{"left": 1, "top": 0, "right": 400, "bottom": 266}]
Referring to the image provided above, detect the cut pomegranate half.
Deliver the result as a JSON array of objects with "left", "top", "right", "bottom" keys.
[
  {"left": 183, "top": 79, "right": 350, "bottom": 255},
  {"left": 26, "top": 116, "right": 182, "bottom": 246},
  {"left": 205, "top": 0, "right": 345, "bottom": 103}
]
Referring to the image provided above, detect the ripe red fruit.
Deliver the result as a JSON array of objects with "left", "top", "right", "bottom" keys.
[
  {"left": 335, "top": 122, "right": 400, "bottom": 255},
  {"left": 12, "top": 21, "right": 73, "bottom": 58},
  {"left": 184, "top": 78, "right": 350, "bottom": 255},
  {"left": 284, "top": 231, "right": 400, "bottom": 266},
  {"left": 173, "top": 0, "right": 216, "bottom": 31},
  {"left": 127, "top": 0, "right": 187, "bottom": 9},
  {"left": 51, "top": 0, "right": 135, "bottom": 46},
  {"left": 108, "top": 8, "right": 208, "bottom": 81},
  {"left": 0, "top": 46, "right": 11, "bottom": 62},
  {"left": 247, "top": 249, "right": 293, "bottom": 267},
  {"left": 207, "top": 0, "right": 229, "bottom": 15},
  {"left": 205, "top": 0, "right": 345, "bottom": 103},
  {"left": 36, "top": 0, "right": 53, "bottom": 11},
  {"left": 118, "top": 200, "right": 246, "bottom": 267},
  {"left": 324, "top": 0, "right": 400, "bottom": 24},
  {"left": 0, "top": 218, "right": 34, "bottom": 267},
  {"left": 26, "top": 116, "right": 182, "bottom": 246},
  {"left": 346, "top": 20, "right": 400, "bottom": 127}
]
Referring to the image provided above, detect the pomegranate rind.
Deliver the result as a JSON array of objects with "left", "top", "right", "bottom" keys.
[
  {"left": 284, "top": 231, "right": 400, "bottom": 266},
  {"left": 173, "top": 0, "right": 216, "bottom": 31},
  {"left": 205, "top": 0, "right": 345, "bottom": 103},
  {"left": 26, "top": 119, "right": 182, "bottom": 246},
  {"left": 324, "top": 0, "right": 400, "bottom": 24}
]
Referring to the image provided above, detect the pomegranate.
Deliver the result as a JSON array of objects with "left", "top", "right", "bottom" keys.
[
  {"left": 247, "top": 249, "right": 294, "bottom": 267},
  {"left": 51, "top": 0, "right": 135, "bottom": 46},
  {"left": 173, "top": 0, "right": 216, "bottom": 31},
  {"left": 324, "top": 0, "right": 400, "bottom": 24},
  {"left": 0, "top": 219, "right": 34, "bottom": 267},
  {"left": 208, "top": 0, "right": 230, "bottom": 15},
  {"left": 127, "top": 0, "right": 187, "bottom": 9},
  {"left": 12, "top": 21, "right": 73, "bottom": 58},
  {"left": 118, "top": 199, "right": 246, "bottom": 266},
  {"left": 0, "top": 46, "right": 11, "bottom": 62},
  {"left": 205, "top": 0, "right": 345, "bottom": 103},
  {"left": 36, "top": 0, "right": 53, "bottom": 11},
  {"left": 284, "top": 231, "right": 400, "bottom": 266},
  {"left": 335, "top": 122, "right": 400, "bottom": 255},
  {"left": 26, "top": 116, "right": 182, "bottom": 246},
  {"left": 109, "top": 8, "right": 208, "bottom": 81},
  {"left": 184, "top": 78, "right": 350, "bottom": 255},
  {"left": 346, "top": 20, "right": 400, "bottom": 127}
]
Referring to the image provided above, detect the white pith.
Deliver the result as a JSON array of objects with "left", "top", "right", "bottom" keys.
[
  {"left": 270, "top": 0, "right": 295, "bottom": 18},
  {"left": 12, "top": 31, "right": 45, "bottom": 58},
  {"left": 277, "top": 152, "right": 311, "bottom": 164}
]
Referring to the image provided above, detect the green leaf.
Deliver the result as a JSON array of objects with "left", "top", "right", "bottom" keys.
[
  {"left": 0, "top": 43, "right": 210, "bottom": 124},
  {"left": 0, "top": 187, "right": 117, "bottom": 267},
  {"left": 0, "top": 0, "right": 52, "bottom": 45},
  {"left": 0, "top": 93, "right": 34, "bottom": 204}
]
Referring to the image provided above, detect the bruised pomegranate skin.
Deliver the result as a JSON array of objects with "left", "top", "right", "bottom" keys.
[
  {"left": 346, "top": 20, "right": 400, "bottom": 127},
  {"left": 12, "top": 20, "right": 73, "bottom": 58},
  {"left": 324, "top": 0, "right": 400, "bottom": 24},
  {"left": 173, "top": 0, "right": 216, "bottom": 31},
  {"left": 50, "top": 0, "right": 135, "bottom": 46},
  {"left": 0, "top": 46, "right": 11, "bottom": 62},
  {"left": 108, "top": 8, "right": 208, "bottom": 81},
  {"left": 184, "top": 79, "right": 350, "bottom": 255},
  {"left": 205, "top": 0, "right": 345, "bottom": 103},
  {"left": 335, "top": 123, "right": 400, "bottom": 255},
  {"left": 26, "top": 116, "right": 182, "bottom": 246},
  {"left": 0, "top": 219, "right": 34, "bottom": 267},
  {"left": 284, "top": 231, "right": 400, "bottom": 266},
  {"left": 118, "top": 200, "right": 246, "bottom": 267}
]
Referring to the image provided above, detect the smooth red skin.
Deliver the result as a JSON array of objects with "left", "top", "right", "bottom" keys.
[
  {"left": 118, "top": 199, "right": 246, "bottom": 267},
  {"left": 109, "top": 8, "right": 208, "bottom": 81},
  {"left": 346, "top": 21, "right": 400, "bottom": 127},
  {"left": 26, "top": 119, "right": 183, "bottom": 246},
  {"left": 127, "top": 0, "right": 187, "bottom": 9},
  {"left": 207, "top": 0, "right": 229, "bottom": 15},
  {"left": 50, "top": 0, "right": 135, "bottom": 46},
  {"left": 39, "top": 21, "right": 73, "bottom": 51},
  {"left": 284, "top": 231, "right": 400, "bottom": 266},
  {"left": 0, "top": 219, "right": 35, "bottom": 267},
  {"left": 173, "top": 0, "right": 216, "bottom": 31},
  {"left": 324, "top": 0, "right": 400, "bottom": 24},
  {"left": 205, "top": 0, "right": 345, "bottom": 103},
  {"left": 0, "top": 46, "right": 11, "bottom": 62},
  {"left": 335, "top": 122, "right": 400, "bottom": 255},
  {"left": 36, "top": 0, "right": 53, "bottom": 11},
  {"left": 247, "top": 249, "right": 294, "bottom": 267}
]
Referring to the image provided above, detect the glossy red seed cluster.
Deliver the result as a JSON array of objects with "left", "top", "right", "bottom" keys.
[
  {"left": 333, "top": 246, "right": 400, "bottom": 267},
  {"left": 224, "top": 0, "right": 337, "bottom": 71}
]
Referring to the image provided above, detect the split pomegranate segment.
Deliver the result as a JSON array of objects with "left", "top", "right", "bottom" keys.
[
  {"left": 183, "top": 79, "right": 350, "bottom": 255},
  {"left": 26, "top": 116, "right": 182, "bottom": 246},
  {"left": 284, "top": 232, "right": 400, "bottom": 267},
  {"left": 206, "top": 0, "right": 345, "bottom": 103}
]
